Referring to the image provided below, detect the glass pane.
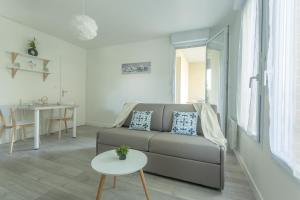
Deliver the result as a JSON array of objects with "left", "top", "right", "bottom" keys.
[{"left": 206, "top": 30, "right": 228, "bottom": 133}]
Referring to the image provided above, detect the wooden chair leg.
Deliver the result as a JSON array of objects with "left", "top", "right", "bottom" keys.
[
  {"left": 47, "top": 119, "right": 50, "bottom": 135},
  {"left": 0, "top": 127, "right": 4, "bottom": 136},
  {"left": 58, "top": 120, "right": 62, "bottom": 140},
  {"left": 113, "top": 176, "right": 116, "bottom": 188},
  {"left": 64, "top": 120, "right": 68, "bottom": 133},
  {"left": 22, "top": 127, "right": 26, "bottom": 140},
  {"left": 19, "top": 128, "right": 24, "bottom": 141},
  {"left": 49, "top": 119, "right": 54, "bottom": 135},
  {"left": 96, "top": 175, "right": 106, "bottom": 200},
  {"left": 9, "top": 128, "right": 16, "bottom": 154},
  {"left": 139, "top": 170, "right": 151, "bottom": 200}
]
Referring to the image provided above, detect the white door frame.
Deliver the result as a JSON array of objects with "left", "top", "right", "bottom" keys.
[
  {"left": 170, "top": 26, "right": 229, "bottom": 135},
  {"left": 205, "top": 26, "right": 229, "bottom": 135},
  {"left": 170, "top": 42, "right": 207, "bottom": 104}
]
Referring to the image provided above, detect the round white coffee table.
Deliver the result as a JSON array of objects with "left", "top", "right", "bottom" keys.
[{"left": 91, "top": 149, "right": 150, "bottom": 200}]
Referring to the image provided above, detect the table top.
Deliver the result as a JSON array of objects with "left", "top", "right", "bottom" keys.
[
  {"left": 17, "top": 104, "right": 77, "bottom": 110},
  {"left": 91, "top": 149, "right": 147, "bottom": 176}
]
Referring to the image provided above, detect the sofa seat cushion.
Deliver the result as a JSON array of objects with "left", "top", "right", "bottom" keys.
[
  {"left": 98, "top": 127, "right": 159, "bottom": 151},
  {"left": 149, "top": 133, "right": 221, "bottom": 164}
]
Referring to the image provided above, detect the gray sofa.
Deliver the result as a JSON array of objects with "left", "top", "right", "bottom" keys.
[{"left": 96, "top": 103, "right": 225, "bottom": 190}]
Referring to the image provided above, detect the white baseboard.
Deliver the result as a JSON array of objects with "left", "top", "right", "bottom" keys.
[{"left": 233, "top": 150, "right": 264, "bottom": 200}]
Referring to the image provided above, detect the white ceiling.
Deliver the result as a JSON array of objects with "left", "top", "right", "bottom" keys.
[
  {"left": 177, "top": 46, "right": 206, "bottom": 63},
  {"left": 0, "top": 0, "right": 234, "bottom": 49}
]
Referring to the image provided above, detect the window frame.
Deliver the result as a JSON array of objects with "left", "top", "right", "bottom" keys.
[
  {"left": 238, "top": 0, "right": 264, "bottom": 143},
  {"left": 258, "top": 0, "right": 268, "bottom": 144}
]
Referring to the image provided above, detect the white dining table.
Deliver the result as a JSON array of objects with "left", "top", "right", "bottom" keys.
[{"left": 18, "top": 104, "right": 78, "bottom": 150}]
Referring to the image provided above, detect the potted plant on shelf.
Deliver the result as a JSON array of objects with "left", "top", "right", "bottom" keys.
[
  {"left": 115, "top": 145, "right": 129, "bottom": 160},
  {"left": 27, "top": 37, "right": 38, "bottom": 56}
]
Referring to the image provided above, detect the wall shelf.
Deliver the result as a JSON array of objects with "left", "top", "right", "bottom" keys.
[
  {"left": 7, "top": 66, "right": 51, "bottom": 81},
  {"left": 6, "top": 51, "right": 51, "bottom": 81}
]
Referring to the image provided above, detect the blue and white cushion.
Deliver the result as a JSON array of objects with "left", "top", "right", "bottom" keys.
[
  {"left": 129, "top": 111, "right": 153, "bottom": 131},
  {"left": 171, "top": 111, "right": 198, "bottom": 135}
]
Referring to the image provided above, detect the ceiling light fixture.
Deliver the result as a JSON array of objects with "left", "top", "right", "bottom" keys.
[{"left": 72, "top": 0, "right": 98, "bottom": 40}]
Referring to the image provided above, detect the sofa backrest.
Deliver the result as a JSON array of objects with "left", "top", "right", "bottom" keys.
[
  {"left": 123, "top": 104, "right": 165, "bottom": 131},
  {"left": 123, "top": 103, "right": 219, "bottom": 135}
]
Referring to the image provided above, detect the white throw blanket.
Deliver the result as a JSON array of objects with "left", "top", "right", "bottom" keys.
[
  {"left": 193, "top": 103, "right": 227, "bottom": 150},
  {"left": 112, "top": 102, "right": 227, "bottom": 150},
  {"left": 112, "top": 102, "right": 139, "bottom": 128}
]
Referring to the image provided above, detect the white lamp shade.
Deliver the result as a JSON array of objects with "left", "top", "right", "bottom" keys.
[{"left": 72, "top": 15, "right": 98, "bottom": 40}]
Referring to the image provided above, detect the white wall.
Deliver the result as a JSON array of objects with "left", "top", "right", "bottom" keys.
[
  {"left": 180, "top": 53, "right": 189, "bottom": 104},
  {"left": 175, "top": 50, "right": 189, "bottom": 104},
  {"left": 217, "top": 10, "right": 300, "bottom": 200},
  {"left": 0, "top": 16, "right": 87, "bottom": 143},
  {"left": 175, "top": 57, "right": 181, "bottom": 104},
  {"left": 206, "top": 49, "right": 221, "bottom": 106},
  {"left": 188, "top": 62, "right": 205, "bottom": 102},
  {"left": 86, "top": 38, "right": 173, "bottom": 126}
]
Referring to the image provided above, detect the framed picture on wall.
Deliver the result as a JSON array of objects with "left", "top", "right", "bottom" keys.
[{"left": 121, "top": 62, "right": 151, "bottom": 74}]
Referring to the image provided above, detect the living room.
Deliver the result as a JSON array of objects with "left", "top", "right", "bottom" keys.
[{"left": 0, "top": 0, "right": 299, "bottom": 200}]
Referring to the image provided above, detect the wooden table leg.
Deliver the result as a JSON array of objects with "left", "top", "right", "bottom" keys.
[
  {"left": 34, "top": 110, "right": 40, "bottom": 149},
  {"left": 139, "top": 170, "right": 151, "bottom": 200},
  {"left": 96, "top": 175, "right": 106, "bottom": 200},
  {"left": 72, "top": 107, "right": 77, "bottom": 138},
  {"left": 113, "top": 176, "right": 116, "bottom": 188}
]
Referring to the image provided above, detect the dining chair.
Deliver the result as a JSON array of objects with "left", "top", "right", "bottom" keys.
[
  {"left": 47, "top": 108, "right": 73, "bottom": 139},
  {"left": 0, "top": 106, "right": 35, "bottom": 154}
]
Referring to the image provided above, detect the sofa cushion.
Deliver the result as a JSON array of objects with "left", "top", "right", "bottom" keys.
[
  {"left": 129, "top": 111, "right": 153, "bottom": 131},
  {"left": 123, "top": 103, "right": 165, "bottom": 131},
  {"left": 149, "top": 133, "right": 221, "bottom": 164},
  {"left": 171, "top": 111, "right": 198, "bottom": 135},
  {"left": 162, "top": 104, "right": 203, "bottom": 134},
  {"left": 162, "top": 104, "right": 219, "bottom": 135},
  {"left": 98, "top": 127, "right": 158, "bottom": 151}
]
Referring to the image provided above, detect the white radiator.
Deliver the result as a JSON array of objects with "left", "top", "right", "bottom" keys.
[{"left": 227, "top": 117, "right": 238, "bottom": 149}]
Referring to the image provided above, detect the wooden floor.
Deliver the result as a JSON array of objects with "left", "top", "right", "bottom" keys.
[{"left": 0, "top": 126, "right": 256, "bottom": 200}]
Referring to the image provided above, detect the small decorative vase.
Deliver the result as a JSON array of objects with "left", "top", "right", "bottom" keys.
[
  {"left": 28, "top": 48, "right": 38, "bottom": 56},
  {"left": 119, "top": 154, "right": 126, "bottom": 160}
]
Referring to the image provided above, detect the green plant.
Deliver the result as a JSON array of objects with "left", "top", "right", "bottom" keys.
[
  {"left": 28, "top": 37, "right": 37, "bottom": 49},
  {"left": 115, "top": 145, "right": 129, "bottom": 157}
]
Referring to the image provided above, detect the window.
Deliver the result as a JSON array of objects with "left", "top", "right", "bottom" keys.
[
  {"left": 236, "top": 0, "right": 261, "bottom": 138},
  {"left": 268, "top": 0, "right": 300, "bottom": 179}
]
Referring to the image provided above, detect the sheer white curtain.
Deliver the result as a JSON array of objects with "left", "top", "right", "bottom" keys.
[
  {"left": 268, "top": 0, "right": 300, "bottom": 179},
  {"left": 237, "top": 0, "right": 260, "bottom": 137}
]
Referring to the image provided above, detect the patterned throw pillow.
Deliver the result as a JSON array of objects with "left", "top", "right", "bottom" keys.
[
  {"left": 171, "top": 111, "right": 198, "bottom": 135},
  {"left": 129, "top": 111, "right": 153, "bottom": 131}
]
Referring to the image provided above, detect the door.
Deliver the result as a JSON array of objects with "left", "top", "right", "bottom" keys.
[
  {"left": 205, "top": 27, "right": 229, "bottom": 134},
  {"left": 174, "top": 46, "right": 206, "bottom": 104},
  {"left": 59, "top": 54, "right": 86, "bottom": 125},
  {"left": 59, "top": 56, "right": 85, "bottom": 106}
]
